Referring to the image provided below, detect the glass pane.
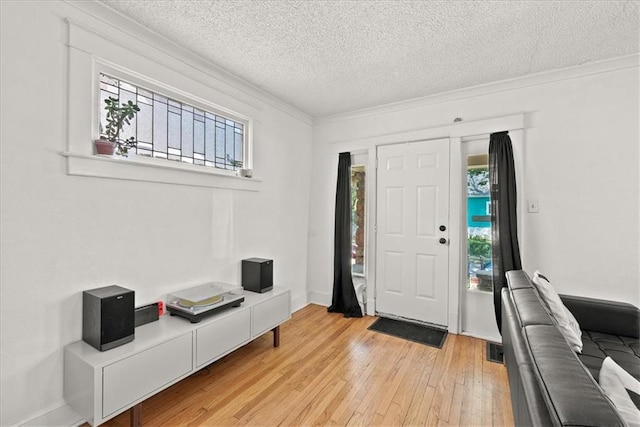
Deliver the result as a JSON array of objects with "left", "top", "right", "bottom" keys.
[
  {"left": 225, "top": 126, "right": 234, "bottom": 168},
  {"left": 99, "top": 89, "right": 110, "bottom": 136},
  {"left": 234, "top": 132, "right": 243, "bottom": 166},
  {"left": 467, "top": 155, "right": 492, "bottom": 291},
  {"left": 118, "top": 90, "right": 136, "bottom": 143},
  {"left": 137, "top": 103, "right": 153, "bottom": 144},
  {"left": 215, "top": 125, "right": 225, "bottom": 165},
  {"left": 137, "top": 93, "right": 152, "bottom": 105},
  {"left": 181, "top": 110, "right": 194, "bottom": 157},
  {"left": 205, "top": 118, "right": 215, "bottom": 161},
  {"left": 351, "top": 165, "right": 366, "bottom": 276},
  {"left": 154, "top": 93, "right": 168, "bottom": 104},
  {"left": 100, "top": 74, "right": 118, "bottom": 85},
  {"left": 194, "top": 119, "right": 205, "bottom": 155},
  {"left": 100, "top": 82, "right": 119, "bottom": 94},
  {"left": 153, "top": 99, "right": 168, "bottom": 153},
  {"left": 119, "top": 81, "right": 137, "bottom": 93},
  {"left": 168, "top": 112, "right": 181, "bottom": 149}
]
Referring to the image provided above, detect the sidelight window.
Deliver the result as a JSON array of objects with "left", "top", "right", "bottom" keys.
[
  {"left": 351, "top": 164, "right": 366, "bottom": 277},
  {"left": 466, "top": 154, "right": 493, "bottom": 291}
]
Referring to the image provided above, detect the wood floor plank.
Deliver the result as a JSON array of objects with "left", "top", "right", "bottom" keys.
[{"left": 96, "top": 304, "right": 513, "bottom": 427}]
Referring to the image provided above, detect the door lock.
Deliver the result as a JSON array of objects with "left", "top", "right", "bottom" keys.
[{"left": 439, "top": 225, "right": 447, "bottom": 232}]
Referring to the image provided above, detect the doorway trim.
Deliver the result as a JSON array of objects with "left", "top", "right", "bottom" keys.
[{"left": 328, "top": 113, "right": 525, "bottom": 334}]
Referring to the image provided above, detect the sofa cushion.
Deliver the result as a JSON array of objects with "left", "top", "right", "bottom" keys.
[{"left": 579, "top": 330, "right": 640, "bottom": 382}]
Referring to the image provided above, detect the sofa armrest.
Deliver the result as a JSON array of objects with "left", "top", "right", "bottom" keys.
[{"left": 560, "top": 294, "right": 639, "bottom": 338}]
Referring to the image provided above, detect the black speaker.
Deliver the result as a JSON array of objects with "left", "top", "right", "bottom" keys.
[
  {"left": 242, "top": 258, "right": 273, "bottom": 293},
  {"left": 83, "top": 285, "right": 134, "bottom": 351}
]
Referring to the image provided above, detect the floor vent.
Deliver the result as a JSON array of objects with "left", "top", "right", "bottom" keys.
[{"left": 487, "top": 342, "right": 504, "bottom": 364}]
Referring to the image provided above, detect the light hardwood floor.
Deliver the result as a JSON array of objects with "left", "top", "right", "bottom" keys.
[{"left": 99, "top": 304, "right": 513, "bottom": 426}]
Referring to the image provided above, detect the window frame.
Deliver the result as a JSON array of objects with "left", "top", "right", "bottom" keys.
[
  {"left": 94, "top": 63, "right": 253, "bottom": 173},
  {"left": 63, "top": 19, "right": 260, "bottom": 192}
]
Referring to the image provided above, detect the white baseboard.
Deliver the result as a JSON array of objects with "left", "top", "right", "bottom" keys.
[
  {"left": 291, "top": 293, "right": 309, "bottom": 313},
  {"left": 308, "top": 291, "right": 331, "bottom": 307},
  {"left": 19, "top": 404, "right": 84, "bottom": 427}
]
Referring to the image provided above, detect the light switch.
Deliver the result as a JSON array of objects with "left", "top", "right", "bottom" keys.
[{"left": 528, "top": 200, "right": 539, "bottom": 213}]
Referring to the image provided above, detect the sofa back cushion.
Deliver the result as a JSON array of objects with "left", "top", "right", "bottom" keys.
[
  {"left": 525, "top": 324, "right": 625, "bottom": 426},
  {"left": 511, "top": 288, "right": 555, "bottom": 327}
]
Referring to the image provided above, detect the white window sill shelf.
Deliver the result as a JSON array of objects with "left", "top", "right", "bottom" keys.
[{"left": 61, "top": 151, "right": 261, "bottom": 191}]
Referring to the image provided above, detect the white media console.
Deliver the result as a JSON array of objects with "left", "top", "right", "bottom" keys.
[{"left": 64, "top": 288, "right": 291, "bottom": 426}]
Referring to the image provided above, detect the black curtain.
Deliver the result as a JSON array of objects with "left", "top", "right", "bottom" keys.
[
  {"left": 489, "top": 131, "right": 522, "bottom": 333},
  {"left": 328, "top": 152, "right": 363, "bottom": 318}
]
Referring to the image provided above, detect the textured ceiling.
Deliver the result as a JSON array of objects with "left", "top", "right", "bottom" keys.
[{"left": 99, "top": 0, "right": 639, "bottom": 118}]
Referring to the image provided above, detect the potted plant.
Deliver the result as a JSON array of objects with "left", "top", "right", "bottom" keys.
[
  {"left": 95, "top": 96, "right": 140, "bottom": 157},
  {"left": 225, "top": 155, "right": 252, "bottom": 177}
]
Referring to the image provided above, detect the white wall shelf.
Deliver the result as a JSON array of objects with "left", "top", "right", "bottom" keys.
[{"left": 61, "top": 151, "right": 261, "bottom": 191}]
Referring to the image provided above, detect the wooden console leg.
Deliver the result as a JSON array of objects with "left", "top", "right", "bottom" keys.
[
  {"left": 272, "top": 326, "right": 280, "bottom": 348},
  {"left": 130, "top": 403, "right": 142, "bottom": 427}
]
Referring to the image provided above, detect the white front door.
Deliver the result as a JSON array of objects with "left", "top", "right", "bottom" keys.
[{"left": 375, "top": 138, "right": 450, "bottom": 326}]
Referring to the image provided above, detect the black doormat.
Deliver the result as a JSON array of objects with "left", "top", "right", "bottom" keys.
[
  {"left": 368, "top": 317, "right": 447, "bottom": 348},
  {"left": 487, "top": 342, "right": 504, "bottom": 364}
]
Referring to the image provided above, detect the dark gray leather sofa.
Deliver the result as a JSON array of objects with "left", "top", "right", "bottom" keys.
[{"left": 502, "top": 270, "right": 640, "bottom": 426}]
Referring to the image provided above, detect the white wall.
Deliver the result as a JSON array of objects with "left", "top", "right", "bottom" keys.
[
  {"left": 0, "top": 1, "right": 312, "bottom": 425},
  {"left": 308, "top": 58, "right": 640, "bottom": 311}
]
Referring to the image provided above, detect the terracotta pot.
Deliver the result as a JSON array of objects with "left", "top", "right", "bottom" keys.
[{"left": 95, "top": 139, "right": 116, "bottom": 155}]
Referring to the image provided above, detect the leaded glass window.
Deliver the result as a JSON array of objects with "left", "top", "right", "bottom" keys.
[{"left": 99, "top": 74, "right": 245, "bottom": 171}]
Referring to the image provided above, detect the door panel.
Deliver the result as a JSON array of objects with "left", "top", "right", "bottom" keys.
[
  {"left": 416, "top": 254, "right": 436, "bottom": 299},
  {"left": 376, "top": 139, "right": 450, "bottom": 326},
  {"left": 417, "top": 186, "right": 437, "bottom": 236},
  {"left": 386, "top": 187, "right": 405, "bottom": 234}
]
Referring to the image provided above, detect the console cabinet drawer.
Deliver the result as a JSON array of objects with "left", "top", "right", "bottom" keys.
[
  {"left": 252, "top": 292, "right": 290, "bottom": 337},
  {"left": 196, "top": 308, "right": 251, "bottom": 367},
  {"left": 102, "top": 333, "right": 192, "bottom": 418}
]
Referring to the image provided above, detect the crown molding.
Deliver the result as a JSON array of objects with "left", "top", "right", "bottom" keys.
[
  {"left": 62, "top": 0, "right": 312, "bottom": 125},
  {"left": 314, "top": 54, "right": 639, "bottom": 127}
]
